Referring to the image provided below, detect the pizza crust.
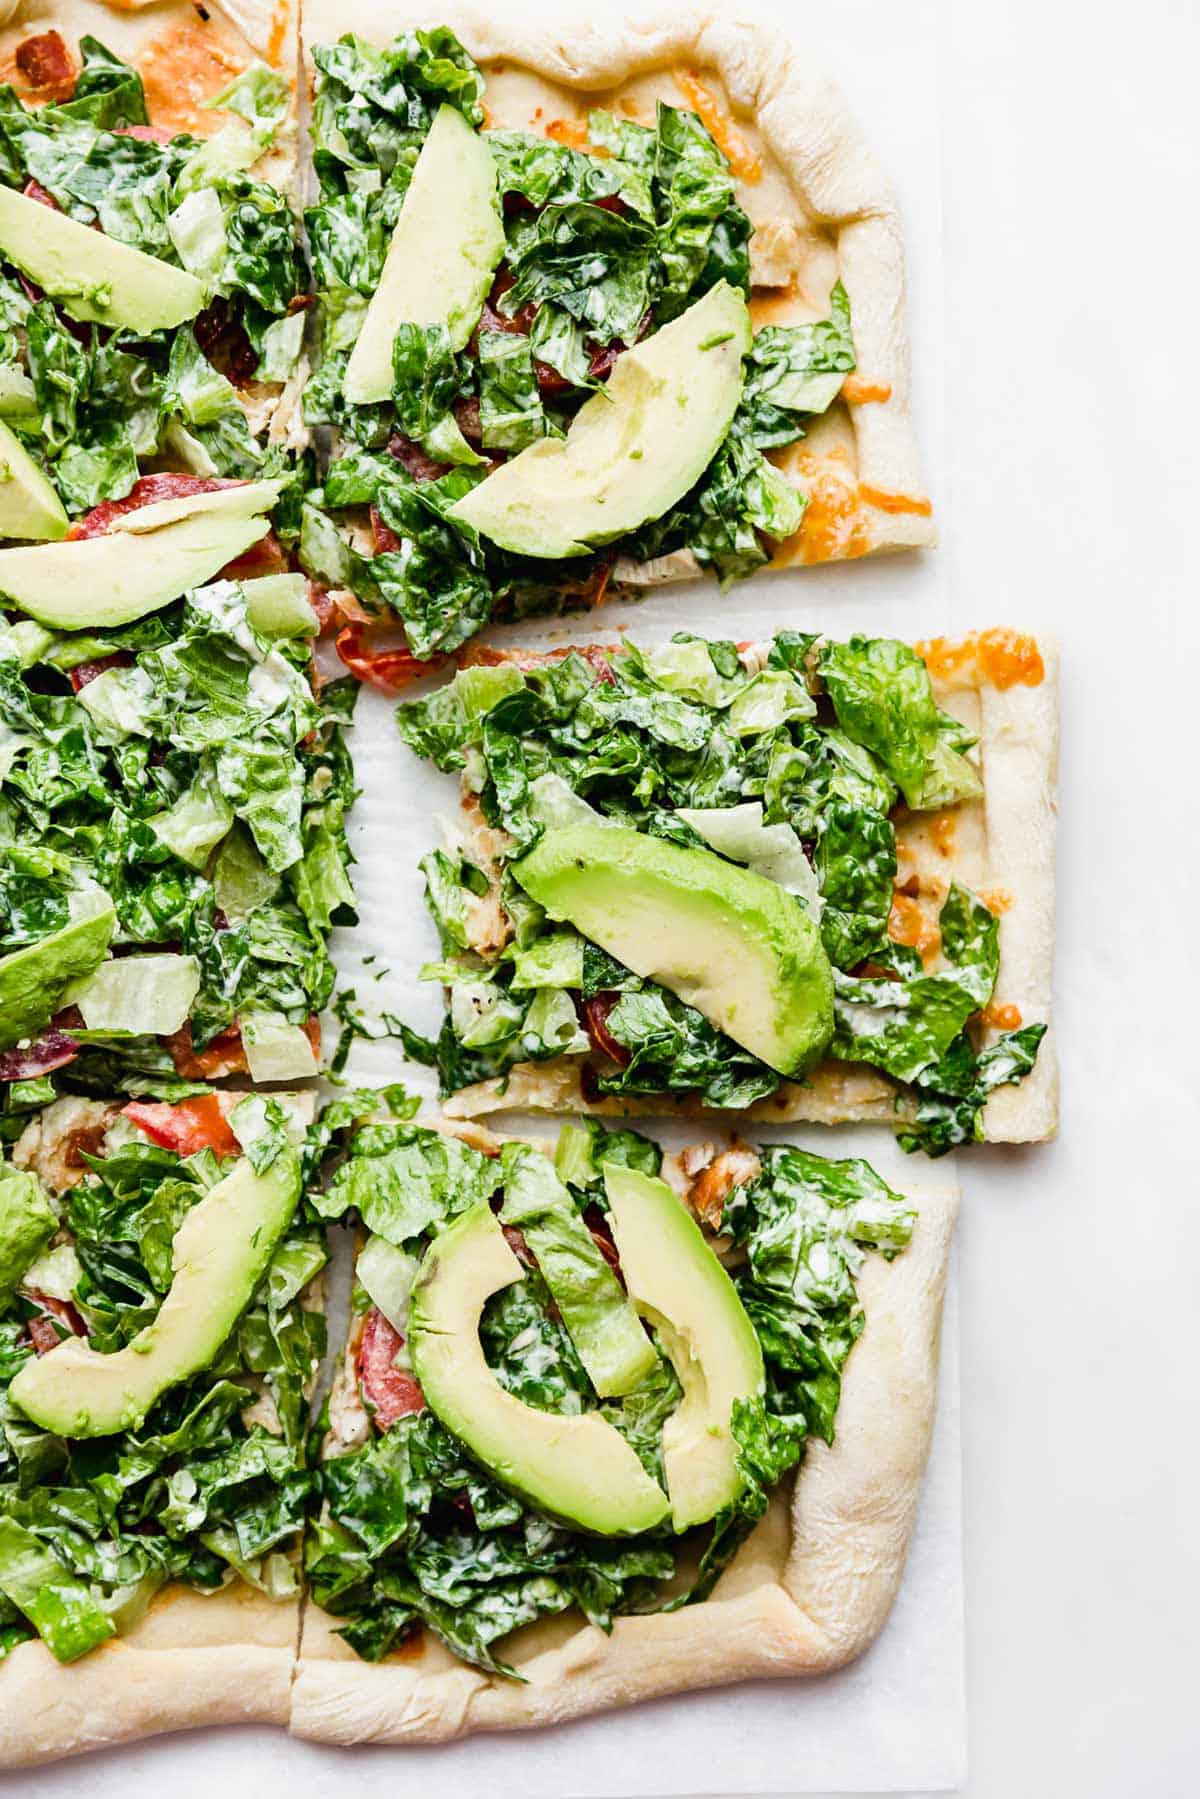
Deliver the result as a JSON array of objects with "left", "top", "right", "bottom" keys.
[
  {"left": 290, "top": 1176, "right": 957, "bottom": 1743},
  {"left": 300, "top": 0, "right": 934, "bottom": 573},
  {"left": 439, "top": 635, "right": 1059, "bottom": 1143},
  {"left": 0, "top": 1583, "right": 298, "bottom": 1770}
]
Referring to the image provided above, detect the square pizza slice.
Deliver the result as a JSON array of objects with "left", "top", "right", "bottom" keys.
[
  {"left": 0, "top": 0, "right": 307, "bottom": 548},
  {"left": 292, "top": 1102, "right": 956, "bottom": 1742},
  {"left": 397, "top": 628, "right": 1057, "bottom": 1153},
  {"left": 0, "top": 1083, "right": 325, "bottom": 1769},
  {"left": 296, "top": 3, "right": 933, "bottom": 677},
  {"left": 0, "top": 521, "right": 356, "bottom": 1097}
]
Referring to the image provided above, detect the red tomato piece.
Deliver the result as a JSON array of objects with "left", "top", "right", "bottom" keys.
[
  {"left": 122, "top": 1094, "right": 241, "bottom": 1159},
  {"left": 67, "top": 476, "right": 240, "bottom": 539},
  {"left": 68, "top": 651, "right": 134, "bottom": 693},
  {"left": 358, "top": 1307, "right": 425, "bottom": 1428}
]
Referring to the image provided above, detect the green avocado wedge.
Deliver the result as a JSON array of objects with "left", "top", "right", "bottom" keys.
[
  {"left": 450, "top": 280, "right": 751, "bottom": 558},
  {"left": 511, "top": 823, "right": 834, "bottom": 1077},
  {"left": 0, "top": 420, "right": 68, "bottom": 541},
  {"left": 498, "top": 1143, "right": 658, "bottom": 1398},
  {"left": 408, "top": 1201, "right": 670, "bottom": 1535},
  {"left": 0, "top": 887, "right": 116, "bottom": 1050},
  {"left": 0, "top": 481, "right": 282, "bottom": 629},
  {"left": 0, "top": 186, "right": 205, "bottom": 333},
  {"left": 11, "top": 1148, "right": 301, "bottom": 1437},
  {"left": 603, "top": 1163, "right": 764, "bottom": 1530},
  {"left": 344, "top": 103, "right": 504, "bottom": 403}
]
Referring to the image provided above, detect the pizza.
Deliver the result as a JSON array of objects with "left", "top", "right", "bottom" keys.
[
  {"left": 290, "top": 1107, "right": 957, "bottom": 1744},
  {"left": 0, "top": 0, "right": 308, "bottom": 513},
  {"left": 297, "top": 3, "right": 934, "bottom": 675},
  {"left": 0, "top": 1085, "right": 324, "bottom": 1767},
  {"left": 396, "top": 628, "right": 1058, "bottom": 1152}
]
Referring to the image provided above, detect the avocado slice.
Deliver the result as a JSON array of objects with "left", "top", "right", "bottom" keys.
[
  {"left": 603, "top": 1164, "right": 764, "bottom": 1530},
  {"left": 0, "top": 420, "right": 68, "bottom": 542},
  {"left": 0, "top": 481, "right": 282, "bottom": 629},
  {"left": 0, "top": 1170, "right": 56, "bottom": 1303},
  {"left": 10, "top": 1149, "right": 301, "bottom": 1437},
  {"left": 344, "top": 104, "right": 504, "bottom": 404},
  {"left": 0, "top": 186, "right": 205, "bottom": 333},
  {"left": 0, "top": 887, "right": 116, "bottom": 1051},
  {"left": 451, "top": 281, "right": 751, "bottom": 558},
  {"left": 408, "top": 1201, "right": 669, "bottom": 1534},
  {"left": 512, "top": 824, "right": 834, "bottom": 1078},
  {"left": 498, "top": 1143, "right": 658, "bottom": 1398}
]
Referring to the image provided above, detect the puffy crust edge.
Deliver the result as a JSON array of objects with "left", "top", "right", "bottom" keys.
[
  {"left": 0, "top": 1586, "right": 298, "bottom": 1770},
  {"left": 299, "top": 0, "right": 932, "bottom": 561},
  {"left": 290, "top": 1180, "right": 957, "bottom": 1743}
]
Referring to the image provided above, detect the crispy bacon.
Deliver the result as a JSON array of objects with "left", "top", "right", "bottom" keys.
[
  {"left": 335, "top": 622, "right": 446, "bottom": 693},
  {"left": 686, "top": 1146, "right": 762, "bottom": 1229},
  {"left": 358, "top": 1307, "right": 425, "bottom": 1428},
  {"left": 68, "top": 651, "right": 134, "bottom": 693},
  {"left": 583, "top": 1207, "right": 622, "bottom": 1273},
  {"left": 369, "top": 506, "right": 400, "bottom": 554},
  {"left": 578, "top": 993, "right": 630, "bottom": 1067},
  {"left": 192, "top": 297, "right": 258, "bottom": 388},
  {"left": 26, "top": 1292, "right": 86, "bottom": 1355},
  {"left": 219, "top": 530, "right": 289, "bottom": 582},
  {"left": 306, "top": 584, "right": 338, "bottom": 634},
  {"left": 386, "top": 433, "right": 449, "bottom": 483},
  {"left": 0, "top": 1028, "right": 79, "bottom": 1083},
  {"left": 123, "top": 1095, "right": 241, "bottom": 1159},
  {"left": 453, "top": 395, "right": 483, "bottom": 445},
  {"left": 15, "top": 31, "right": 76, "bottom": 97},
  {"left": 501, "top": 1224, "right": 535, "bottom": 1268},
  {"left": 67, "top": 476, "right": 239, "bottom": 539},
  {"left": 166, "top": 1020, "right": 248, "bottom": 1081},
  {"left": 21, "top": 178, "right": 60, "bottom": 213}
]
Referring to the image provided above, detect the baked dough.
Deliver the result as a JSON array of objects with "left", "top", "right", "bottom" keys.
[
  {"left": 290, "top": 1142, "right": 958, "bottom": 1743},
  {"left": 300, "top": 0, "right": 935, "bottom": 573},
  {"left": 0, "top": 1584, "right": 298, "bottom": 1770},
  {"left": 436, "top": 632, "right": 1060, "bottom": 1142}
]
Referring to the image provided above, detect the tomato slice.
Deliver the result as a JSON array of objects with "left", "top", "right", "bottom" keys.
[
  {"left": 358, "top": 1307, "right": 425, "bottom": 1429},
  {"left": 122, "top": 1094, "right": 241, "bottom": 1159},
  {"left": 67, "top": 476, "right": 241, "bottom": 540},
  {"left": 165, "top": 1020, "right": 248, "bottom": 1080}
]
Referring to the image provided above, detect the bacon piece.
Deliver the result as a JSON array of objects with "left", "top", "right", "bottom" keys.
[
  {"left": 307, "top": 584, "right": 338, "bottom": 634},
  {"left": 15, "top": 31, "right": 76, "bottom": 97},
  {"left": 26, "top": 1292, "right": 86, "bottom": 1355},
  {"left": 578, "top": 993, "right": 630, "bottom": 1068},
  {"left": 386, "top": 433, "right": 450, "bottom": 484},
  {"left": 583, "top": 1207, "right": 622, "bottom": 1274},
  {"left": 335, "top": 622, "right": 446, "bottom": 693},
  {"left": 166, "top": 1020, "right": 248, "bottom": 1081},
  {"left": 453, "top": 395, "right": 483, "bottom": 445},
  {"left": 358, "top": 1307, "right": 425, "bottom": 1428},
  {"left": 113, "top": 125, "right": 175, "bottom": 143},
  {"left": 123, "top": 1095, "right": 241, "bottom": 1159},
  {"left": 68, "top": 651, "right": 134, "bottom": 693},
  {"left": 67, "top": 475, "right": 240, "bottom": 540},
  {"left": 581, "top": 645, "right": 617, "bottom": 682},
  {"left": 369, "top": 506, "right": 400, "bottom": 554},
  {"left": 192, "top": 298, "right": 258, "bottom": 388},
  {"left": 0, "top": 1028, "right": 79, "bottom": 1083},
  {"left": 501, "top": 1224, "right": 535, "bottom": 1268},
  {"left": 219, "top": 531, "right": 289, "bottom": 582},
  {"left": 686, "top": 1145, "right": 762, "bottom": 1229},
  {"left": 21, "top": 178, "right": 60, "bottom": 213}
]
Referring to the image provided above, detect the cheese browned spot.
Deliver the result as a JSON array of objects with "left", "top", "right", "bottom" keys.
[
  {"left": 841, "top": 374, "right": 893, "bottom": 404},
  {"left": 915, "top": 630, "right": 1045, "bottom": 692},
  {"left": 887, "top": 892, "right": 941, "bottom": 966},
  {"left": 136, "top": 17, "right": 246, "bottom": 138},
  {"left": 673, "top": 69, "right": 762, "bottom": 182},
  {"left": 980, "top": 1000, "right": 1023, "bottom": 1030}
]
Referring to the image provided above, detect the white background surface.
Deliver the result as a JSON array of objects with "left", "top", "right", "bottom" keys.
[{"left": 7, "top": 0, "right": 1200, "bottom": 1792}]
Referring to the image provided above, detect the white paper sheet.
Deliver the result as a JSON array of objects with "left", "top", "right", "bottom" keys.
[{"left": 0, "top": 1, "right": 966, "bottom": 1790}]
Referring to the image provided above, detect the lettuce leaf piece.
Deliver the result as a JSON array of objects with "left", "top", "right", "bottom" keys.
[
  {"left": 390, "top": 323, "right": 482, "bottom": 466},
  {"left": 815, "top": 801, "right": 896, "bottom": 969},
  {"left": 478, "top": 330, "right": 553, "bottom": 453},
  {"left": 61, "top": 38, "right": 150, "bottom": 131},
  {"left": 817, "top": 636, "right": 983, "bottom": 810},
  {"left": 0, "top": 1518, "right": 116, "bottom": 1664},
  {"left": 738, "top": 282, "right": 856, "bottom": 447},
  {"left": 312, "top": 1122, "right": 503, "bottom": 1243},
  {"left": 504, "top": 201, "right": 654, "bottom": 345}
]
